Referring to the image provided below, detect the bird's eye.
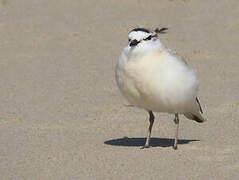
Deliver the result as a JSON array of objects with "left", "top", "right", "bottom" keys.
[
  {"left": 128, "top": 39, "right": 131, "bottom": 42},
  {"left": 129, "top": 39, "right": 139, "bottom": 47}
]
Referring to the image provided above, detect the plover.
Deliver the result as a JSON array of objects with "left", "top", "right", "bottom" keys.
[{"left": 115, "top": 28, "right": 206, "bottom": 149}]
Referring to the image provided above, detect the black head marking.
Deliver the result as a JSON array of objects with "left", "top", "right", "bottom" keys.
[
  {"left": 130, "top": 28, "right": 150, "bottom": 33},
  {"left": 128, "top": 27, "right": 164, "bottom": 47},
  {"left": 144, "top": 35, "right": 152, "bottom": 41}
]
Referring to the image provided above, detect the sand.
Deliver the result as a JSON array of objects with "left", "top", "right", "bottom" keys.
[{"left": 0, "top": 0, "right": 238, "bottom": 179}]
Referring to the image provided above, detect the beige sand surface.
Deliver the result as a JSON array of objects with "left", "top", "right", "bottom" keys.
[{"left": 0, "top": 0, "right": 239, "bottom": 179}]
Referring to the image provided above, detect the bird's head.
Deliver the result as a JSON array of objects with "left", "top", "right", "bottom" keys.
[{"left": 128, "top": 27, "right": 168, "bottom": 48}]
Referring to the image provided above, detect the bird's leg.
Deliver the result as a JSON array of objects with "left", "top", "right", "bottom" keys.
[
  {"left": 141, "top": 111, "right": 154, "bottom": 149},
  {"left": 173, "top": 113, "right": 179, "bottom": 150}
]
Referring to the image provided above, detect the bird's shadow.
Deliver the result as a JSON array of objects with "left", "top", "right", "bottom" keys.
[{"left": 104, "top": 137, "right": 199, "bottom": 148}]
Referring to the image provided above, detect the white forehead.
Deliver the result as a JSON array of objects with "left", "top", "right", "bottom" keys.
[{"left": 128, "top": 31, "right": 151, "bottom": 41}]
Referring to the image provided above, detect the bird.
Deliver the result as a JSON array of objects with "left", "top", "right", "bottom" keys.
[{"left": 115, "top": 27, "right": 206, "bottom": 150}]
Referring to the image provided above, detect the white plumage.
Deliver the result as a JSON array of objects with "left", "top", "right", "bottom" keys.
[{"left": 115, "top": 28, "right": 206, "bottom": 149}]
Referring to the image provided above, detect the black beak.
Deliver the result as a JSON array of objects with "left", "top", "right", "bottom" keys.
[{"left": 129, "top": 39, "right": 139, "bottom": 47}]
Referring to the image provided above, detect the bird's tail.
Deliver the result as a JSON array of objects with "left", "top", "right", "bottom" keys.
[{"left": 184, "top": 112, "right": 206, "bottom": 123}]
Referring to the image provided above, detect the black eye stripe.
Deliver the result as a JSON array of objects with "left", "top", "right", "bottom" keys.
[
  {"left": 129, "top": 34, "right": 157, "bottom": 46},
  {"left": 143, "top": 34, "right": 158, "bottom": 41},
  {"left": 144, "top": 35, "right": 152, "bottom": 41}
]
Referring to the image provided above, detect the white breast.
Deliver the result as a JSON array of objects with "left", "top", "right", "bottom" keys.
[{"left": 115, "top": 47, "right": 199, "bottom": 113}]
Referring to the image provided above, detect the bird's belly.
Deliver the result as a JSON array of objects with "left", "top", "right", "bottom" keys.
[{"left": 121, "top": 79, "right": 195, "bottom": 113}]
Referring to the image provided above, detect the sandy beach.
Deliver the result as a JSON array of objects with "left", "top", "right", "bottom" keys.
[{"left": 0, "top": 0, "right": 238, "bottom": 179}]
